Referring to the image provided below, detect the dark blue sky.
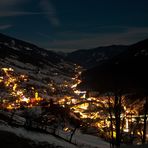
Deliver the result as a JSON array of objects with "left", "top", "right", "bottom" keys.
[{"left": 0, "top": 0, "right": 148, "bottom": 52}]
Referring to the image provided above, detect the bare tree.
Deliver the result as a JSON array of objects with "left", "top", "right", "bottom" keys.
[{"left": 142, "top": 97, "right": 148, "bottom": 144}]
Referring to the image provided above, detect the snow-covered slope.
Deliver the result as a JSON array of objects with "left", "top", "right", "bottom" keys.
[
  {"left": 0, "top": 33, "right": 76, "bottom": 98},
  {"left": 1, "top": 123, "right": 147, "bottom": 148},
  {"left": 66, "top": 45, "right": 127, "bottom": 69},
  {"left": 79, "top": 38, "right": 148, "bottom": 92},
  {"left": 0, "top": 123, "right": 109, "bottom": 148}
]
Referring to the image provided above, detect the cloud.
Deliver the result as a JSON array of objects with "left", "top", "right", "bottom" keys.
[
  {"left": 46, "top": 26, "right": 148, "bottom": 51},
  {"left": 37, "top": 32, "right": 52, "bottom": 39},
  {"left": 0, "top": 0, "right": 30, "bottom": 17},
  {"left": 0, "top": 0, "right": 25, "bottom": 10},
  {"left": 0, "top": 24, "right": 12, "bottom": 30},
  {"left": 0, "top": 0, "right": 21, "bottom": 6},
  {"left": 0, "top": 11, "right": 50, "bottom": 17},
  {"left": 0, "top": 0, "right": 60, "bottom": 27},
  {"left": 40, "top": 0, "right": 60, "bottom": 27},
  {"left": 126, "top": 27, "right": 148, "bottom": 35}
]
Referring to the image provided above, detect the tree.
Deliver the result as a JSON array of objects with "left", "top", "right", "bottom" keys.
[{"left": 142, "top": 97, "right": 148, "bottom": 144}]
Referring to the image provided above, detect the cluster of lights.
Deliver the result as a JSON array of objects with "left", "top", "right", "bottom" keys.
[
  {"left": 0, "top": 66, "right": 145, "bottom": 141},
  {"left": 0, "top": 68, "right": 43, "bottom": 110},
  {"left": 59, "top": 70, "right": 145, "bottom": 140}
]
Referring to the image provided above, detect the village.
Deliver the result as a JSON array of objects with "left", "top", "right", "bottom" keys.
[{"left": 0, "top": 66, "right": 148, "bottom": 146}]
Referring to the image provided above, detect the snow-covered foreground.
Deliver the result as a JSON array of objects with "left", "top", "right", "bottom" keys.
[
  {"left": 73, "top": 130, "right": 110, "bottom": 148},
  {"left": 0, "top": 110, "right": 110, "bottom": 148},
  {"left": 0, "top": 123, "right": 109, "bottom": 148},
  {"left": 1, "top": 111, "right": 148, "bottom": 148},
  {"left": 56, "top": 128, "right": 110, "bottom": 148},
  {"left": 0, "top": 124, "right": 77, "bottom": 148}
]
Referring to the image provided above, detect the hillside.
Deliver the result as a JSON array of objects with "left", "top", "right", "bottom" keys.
[
  {"left": 0, "top": 33, "right": 77, "bottom": 99},
  {"left": 66, "top": 45, "right": 128, "bottom": 69},
  {"left": 0, "top": 130, "right": 57, "bottom": 148},
  {"left": 79, "top": 38, "right": 148, "bottom": 93}
]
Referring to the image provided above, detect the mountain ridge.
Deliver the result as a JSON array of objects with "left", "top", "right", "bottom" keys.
[
  {"left": 79, "top": 38, "right": 148, "bottom": 93},
  {"left": 66, "top": 45, "right": 128, "bottom": 69},
  {"left": 0, "top": 33, "right": 76, "bottom": 99}
]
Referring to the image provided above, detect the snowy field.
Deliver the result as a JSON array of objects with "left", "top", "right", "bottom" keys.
[
  {"left": 0, "top": 123, "right": 110, "bottom": 148},
  {"left": 0, "top": 110, "right": 148, "bottom": 148}
]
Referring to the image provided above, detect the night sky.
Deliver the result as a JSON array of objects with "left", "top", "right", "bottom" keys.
[{"left": 0, "top": 0, "right": 148, "bottom": 52}]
